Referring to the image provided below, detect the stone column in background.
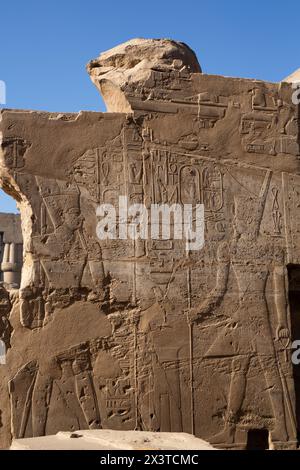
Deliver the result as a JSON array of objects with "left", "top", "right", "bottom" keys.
[{"left": 1, "top": 243, "right": 19, "bottom": 287}]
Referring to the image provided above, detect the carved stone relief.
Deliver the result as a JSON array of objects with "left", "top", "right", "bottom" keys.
[{"left": 0, "top": 38, "right": 299, "bottom": 450}]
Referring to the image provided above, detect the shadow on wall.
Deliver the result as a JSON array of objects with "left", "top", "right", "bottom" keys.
[{"left": 288, "top": 264, "right": 300, "bottom": 444}]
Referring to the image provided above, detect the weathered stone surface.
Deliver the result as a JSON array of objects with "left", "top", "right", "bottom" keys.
[
  {"left": 10, "top": 429, "right": 215, "bottom": 450},
  {"left": 87, "top": 38, "right": 201, "bottom": 112},
  {"left": 0, "top": 39, "right": 299, "bottom": 451},
  {"left": 0, "top": 285, "right": 12, "bottom": 352}
]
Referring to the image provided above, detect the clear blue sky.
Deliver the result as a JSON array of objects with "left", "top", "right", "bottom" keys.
[{"left": 0, "top": 0, "right": 299, "bottom": 212}]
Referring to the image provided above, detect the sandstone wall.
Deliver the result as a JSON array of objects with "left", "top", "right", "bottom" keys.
[{"left": 0, "top": 39, "right": 299, "bottom": 449}]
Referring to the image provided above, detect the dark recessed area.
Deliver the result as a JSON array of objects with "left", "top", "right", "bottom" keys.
[{"left": 246, "top": 429, "right": 269, "bottom": 450}]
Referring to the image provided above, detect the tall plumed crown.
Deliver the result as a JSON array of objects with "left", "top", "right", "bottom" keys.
[
  {"left": 233, "top": 170, "right": 272, "bottom": 236},
  {"left": 36, "top": 177, "right": 80, "bottom": 229}
]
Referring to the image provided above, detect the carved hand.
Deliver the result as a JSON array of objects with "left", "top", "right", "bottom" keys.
[
  {"left": 185, "top": 307, "right": 199, "bottom": 324},
  {"left": 185, "top": 302, "right": 211, "bottom": 324},
  {"left": 276, "top": 325, "right": 290, "bottom": 342}
]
